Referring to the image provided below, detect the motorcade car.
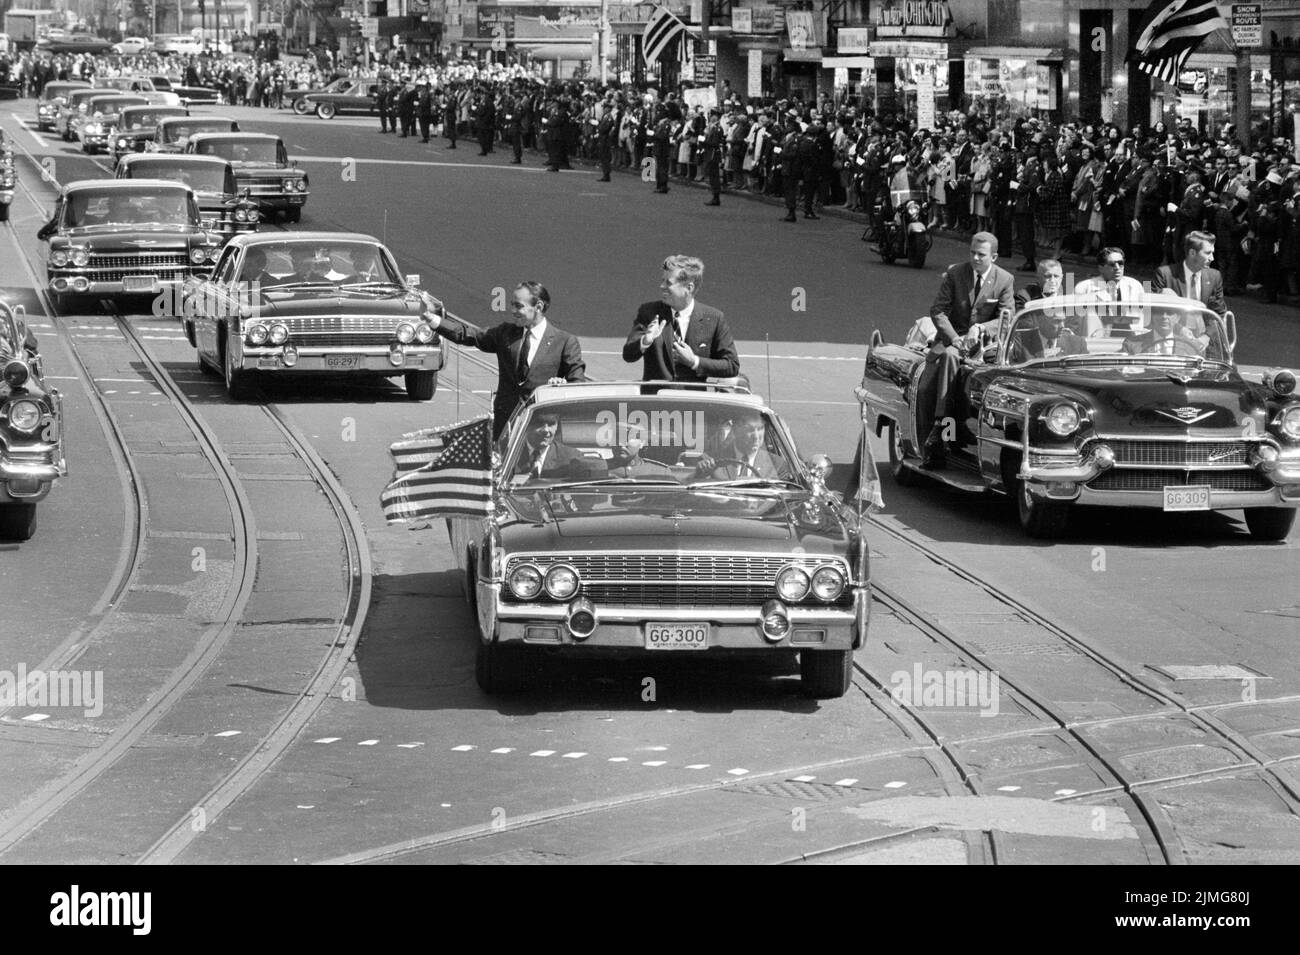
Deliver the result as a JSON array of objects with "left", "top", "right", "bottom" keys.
[
  {"left": 91, "top": 74, "right": 181, "bottom": 106},
  {"left": 57, "top": 88, "right": 113, "bottom": 141},
  {"left": 286, "top": 76, "right": 350, "bottom": 115},
  {"left": 0, "top": 130, "right": 14, "bottom": 222},
  {"left": 34, "top": 79, "right": 90, "bottom": 131},
  {"left": 149, "top": 115, "right": 239, "bottom": 154},
  {"left": 109, "top": 104, "right": 189, "bottom": 164},
  {"left": 116, "top": 153, "right": 259, "bottom": 242},
  {"left": 148, "top": 74, "right": 223, "bottom": 106},
  {"left": 448, "top": 381, "right": 871, "bottom": 697},
  {"left": 854, "top": 293, "right": 1300, "bottom": 540},
  {"left": 72, "top": 93, "right": 147, "bottom": 154},
  {"left": 304, "top": 78, "right": 380, "bottom": 119},
  {"left": 183, "top": 132, "right": 308, "bottom": 222},
  {"left": 184, "top": 232, "right": 444, "bottom": 401},
  {"left": 37, "top": 179, "right": 224, "bottom": 312},
  {"left": 0, "top": 300, "right": 65, "bottom": 541}
]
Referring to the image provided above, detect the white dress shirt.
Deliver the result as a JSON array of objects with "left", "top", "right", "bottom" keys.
[{"left": 520, "top": 317, "right": 547, "bottom": 367}]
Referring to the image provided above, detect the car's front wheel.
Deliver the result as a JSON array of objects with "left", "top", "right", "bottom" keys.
[
  {"left": 800, "top": 649, "right": 853, "bottom": 698},
  {"left": 475, "top": 640, "right": 528, "bottom": 694},
  {"left": 1016, "top": 480, "right": 1070, "bottom": 539},
  {"left": 907, "top": 232, "right": 928, "bottom": 268},
  {"left": 887, "top": 421, "right": 919, "bottom": 486},
  {"left": 315, "top": 102, "right": 336, "bottom": 120},
  {"left": 222, "top": 336, "right": 255, "bottom": 400},
  {"left": 0, "top": 502, "right": 38, "bottom": 541},
  {"left": 405, "top": 370, "right": 437, "bottom": 400},
  {"left": 1244, "top": 507, "right": 1296, "bottom": 541},
  {"left": 292, "top": 97, "right": 310, "bottom": 115}
]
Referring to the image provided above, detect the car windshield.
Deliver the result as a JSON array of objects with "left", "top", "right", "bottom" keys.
[
  {"left": 1000, "top": 296, "right": 1230, "bottom": 366},
  {"left": 89, "top": 98, "right": 143, "bottom": 116},
  {"left": 123, "top": 110, "right": 181, "bottom": 130},
  {"left": 132, "top": 162, "right": 228, "bottom": 193},
  {"left": 196, "top": 139, "right": 278, "bottom": 163},
  {"left": 163, "top": 120, "right": 235, "bottom": 142},
  {"left": 503, "top": 397, "right": 798, "bottom": 489},
  {"left": 40, "top": 83, "right": 87, "bottom": 103},
  {"left": 150, "top": 77, "right": 173, "bottom": 90},
  {"left": 239, "top": 242, "right": 401, "bottom": 287},
  {"left": 65, "top": 189, "right": 192, "bottom": 227}
]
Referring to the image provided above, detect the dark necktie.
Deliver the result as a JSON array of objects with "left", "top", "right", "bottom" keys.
[
  {"left": 971, "top": 272, "right": 982, "bottom": 306},
  {"left": 515, "top": 329, "right": 531, "bottom": 384}
]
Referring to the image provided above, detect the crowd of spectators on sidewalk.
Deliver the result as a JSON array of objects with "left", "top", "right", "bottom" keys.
[{"left": 4, "top": 44, "right": 1298, "bottom": 306}]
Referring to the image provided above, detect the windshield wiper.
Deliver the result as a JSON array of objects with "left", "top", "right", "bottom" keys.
[
  {"left": 541, "top": 478, "right": 681, "bottom": 491},
  {"left": 336, "top": 281, "right": 403, "bottom": 291},
  {"left": 687, "top": 478, "right": 802, "bottom": 491},
  {"left": 265, "top": 281, "right": 339, "bottom": 290}
]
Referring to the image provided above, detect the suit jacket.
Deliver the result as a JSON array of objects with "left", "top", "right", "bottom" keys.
[
  {"left": 930, "top": 262, "right": 1016, "bottom": 343},
  {"left": 1150, "top": 264, "right": 1227, "bottom": 317},
  {"left": 622, "top": 300, "right": 740, "bottom": 382},
  {"left": 440, "top": 316, "right": 587, "bottom": 437},
  {"left": 514, "top": 439, "right": 585, "bottom": 477},
  {"left": 1007, "top": 329, "right": 1088, "bottom": 363},
  {"left": 701, "top": 444, "right": 785, "bottom": 480}
]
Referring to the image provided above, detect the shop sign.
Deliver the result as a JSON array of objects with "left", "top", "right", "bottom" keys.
[
  {"left": 869, "top": 40, "right": 947, "bottom": 59},
  {"left": 837, "top": 27, "right": 871, "bottom": 54},
  {"left": 361, "top": 16, "right": 380, "bottom": 37},
  {"left": 875, "top": 1, "right": 953, "bottom": 39},
  {"left": 694, "top": 54, "right": 716, "bottom": 83},
  {"left": 785, "top": 11, "right": 826, "bottom": 50},
  {"left": 916, "top": 75, "right": 935, "bottom": 128},
  {"left": 732, "top": 5, "right": 782, "bottom": 35},
  {"left": 1231, "top": 4, "right": 1262, "bottom": 48},
  {"left": 747, "top": 48, "right": 763, "bottom": 97}
]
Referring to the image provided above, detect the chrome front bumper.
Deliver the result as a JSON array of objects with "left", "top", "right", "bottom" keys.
[
  {"left": 240, "top": 345, "right": 442, "bottom": 373},
  {"left": 1, "top": 454, "right": 65, "bottom": 503},
  {"left": 48, "top": 275, "right": 200, "bottom": 296},
  {"left": 486, "top": 586, "right": 869, "bottom": 651}
]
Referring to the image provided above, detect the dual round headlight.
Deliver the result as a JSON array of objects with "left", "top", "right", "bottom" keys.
[
  {"left": 396, "top": 322, "right": 415, "bottom": 344},
  {"left": 70, "top": 249, "right": 89, "bottom": 267},
  {"left": 189, "top": 247, "right": 208, "bottom": 264},
  {"left": 1045, "top": 403, "right": 1081, "bottom": 437},
  {"left": 776, "top": 564, "right": 846, "bottom": 603},
  {"left": 508, "top": 563, "right": 580, "bottom": 600},
  {"left": 6, "top": 398, "right": 43, "bottom": 434},
  {"left": 50, "top": 250, "right": 69, "bottom": 267},
  {"left": 234, "top": 208, "right": 248, "bottom": 222},
  {"left": 246, "top": 323, "right": 288, "bottom": 346},
  {"left": 415, "top": 323, "right": 434, "bottom": 344},
  {"left": 1280, "top": 406, "right": 1300, "bottom": 441}
]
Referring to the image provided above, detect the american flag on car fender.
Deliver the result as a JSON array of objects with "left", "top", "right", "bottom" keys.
[{"left": 382, "top": 416, "right": 493, "bottom": 523}]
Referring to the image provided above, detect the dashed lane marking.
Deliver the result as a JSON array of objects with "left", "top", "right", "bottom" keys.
[
  {"left": 358, "top": 739, "right": 379, "bottom": 746},
  {"left": 530, "top": 749, "right": 556, "bottom": 757},
  {"left": 213, "top": 730, "right": 241, "bottom": 738},
  {"left": 490, "top": 747, "right": 514, "bottom": 754},
  {"left": 884, "top": 781, "right": 908, "bottom": 789},
  {"left": 451, "top": 744, "right": 475, "bottom": 752},
  {"left": 561, "top": 752, "right": 587, "bottom": 759},
  {"left": 396, "top": 742, "right": 423, "bottom": 749},
  {"left": 11, "top": 114, "right": 49, "bottom": 147},
  {"left": 834, "top": 778, "right": 860, "bottom": 787},
  {"left": 22, "top": 713, "right": 50, "bottom": 722},
  {"left": 313, "top": 737, "right": 340, "bottom": 744},
  {"left": 791, "top": 775, "right": 816, "bottom": 782},
  {"left": 642, "top": 760, "right": 667, "bottom": 767},
  {"left": 727, "top": 768, "right": 750, "bottom": 777},
  {"left": 685, "top": 764, "right": 710, "bottom": 770},
  {"left": 998, "top": 785, "right": 1022, "bottom": 792},
  {"left": 608, "top": 757, "right": 629, "bottom": 763}
]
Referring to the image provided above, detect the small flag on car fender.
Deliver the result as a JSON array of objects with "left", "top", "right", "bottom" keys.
[
  {"left": 382, "top": 416, "right": 493, "bottom": 523},
  {"left": 854, "top": 401, "right": 885, "bottom": 512}
]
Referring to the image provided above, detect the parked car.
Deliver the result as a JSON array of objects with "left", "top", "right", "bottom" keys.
[
  {"left": 183, "top": 232, "right": 445, "bottom": 401},
  {"left": 183, "top": 132, "right": 308, "bottom": 222},
  {"left": 36, "top": 179, "right": 224, "bottom": 312},
  {"left": 110, "top": 104, "right": 189, "bottom": 164},
  {"left": 72, "top": 93, "right": 148, "bottom": 154},
  {"left": 36, "top": 34, "right": 114, "bottom": 55},
  {"left": 112, "top": 36, "right": 153, "bottom": 55},
  {"left": 0, "top": 300, "right": 66, "bottom": 541},
  {"left": 116, "top": 153, "right": 259, "bottom": 242},
  {"left": 448, "top": 381, "right": 870, "bottom": 697},
  {"left": 304, "top": 78, "right": 379, "bottom": 119},
  {"left": 855, "top": 294, "right": 1300, "bottom": 540},
  {"left": 34, "top": 79, "right": 90, "bottom": 131},
  {"left": 149, "top": 115, "right": 239, "bottom": 154},
  {"left": 155, "top": 34, "right": 203, "bottom": 56}
]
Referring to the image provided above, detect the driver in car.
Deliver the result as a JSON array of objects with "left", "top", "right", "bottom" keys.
[
  {"left": 1122, "top": 305, "right": 1205, "bottom": 356},
  {"left": 514, "top": 412, "right": 584, "bottom": 479},
  {"left": 240, "top": 247, "right": 280, "bottom": 288},
  {"left": 288, "top": 246, "right": 334, "bottom": 283},
  {"left": 609, "top": 424, "right": 675, "bottom": 478},
  {"left": 696, "top": 411, "right": 785, "bottom": 479}
]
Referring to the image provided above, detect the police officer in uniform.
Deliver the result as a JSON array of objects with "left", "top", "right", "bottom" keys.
[
  {"left": 396, "top": 77, "right": 417, "bottom": 138},
  {"left": 502, "top": 86, "right": 523, "bottom": 163},
  {"left": 701, "top": 108, "right": 725, "bottom": 206},
  {"left": 477, "top": 89, "right": 497, "bottom": 156},
  {"left": 779, "top": 113, "right": 804, "bottom": 222},
  {"left": 416, "top": 78, "right": 434, "bottom": 143},
  {"left": 595, "top": 91, "right": 618, "bottom": 181},
  {"left": 442, "top": 83, "right": 459, "bottom": 149},
  {"left": 652, "top": 102, "right": 676, "bottom": 194},
  {"left": 544, "top": 95, "right": 567, "bottom": 172},
  {"left": 376, "top": 77, "right": 393, "bottom": 134}
]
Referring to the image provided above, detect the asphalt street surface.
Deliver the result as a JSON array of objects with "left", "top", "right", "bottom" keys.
[{"left": 0, "top": 103, "right": 1298, "bottom": 866}]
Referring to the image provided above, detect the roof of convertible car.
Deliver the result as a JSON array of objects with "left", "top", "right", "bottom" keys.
[
  {"left": 529, "top": 382, "right": 768, "bottom": 408},
  {"left": 186, "top": 131, "right": 281, "bottom": 142},
  {"left": 225, "top": 232, "right": 384, "bottom": 249},
  {"left": 117, "top": 153, "right": 231, "bottom": 167},
  {"left": 62, "top": 178, "right": 196, "bottom": 194}
]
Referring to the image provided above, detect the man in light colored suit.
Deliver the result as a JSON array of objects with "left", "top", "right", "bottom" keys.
[
  {"left": 430, "top": 281, "right": 587, "bottom": 440},
  {"left": 917, "top": 232, "right": 1016, "bottom": 466},
  {"left": 622, "top": 254, "right": 740, "bottom": 383}
]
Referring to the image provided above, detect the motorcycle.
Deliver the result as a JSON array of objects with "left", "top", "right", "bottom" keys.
[{"left": 872, "top": 194, "right": 931, "bottom": 269}]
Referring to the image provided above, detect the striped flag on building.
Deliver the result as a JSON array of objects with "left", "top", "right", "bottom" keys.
[
  {"left": 642, "top": 5, "right": 690, "bottom": 68},
  {"left": 381, "top": 416, "right": 493, "bottom": 523},
  {"left": 1127, "top": 0, "right": 1230, "bottom": 84}
]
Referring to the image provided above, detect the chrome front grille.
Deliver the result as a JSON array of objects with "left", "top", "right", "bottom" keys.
[
  {"left": 504, "top": 553, "right": 852, "bottom": 608},
  {"left": 1089, "top": 438, "right": 1253, "bottom": 468},
  {"left": 240, "top": 176, "right": 289, "bottom": 195},
  {"left": 1087, "top": 469, "right": 1271, "bottom": 492},
  {"left": 290, "top": 332, "right": 395, "bottom": 348},
  {"left": 90, "top": 253, "right": 189, "bottom": 270}
]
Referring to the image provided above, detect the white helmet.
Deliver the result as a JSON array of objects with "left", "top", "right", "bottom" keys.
[{"left": 890, "top": 155, "right": 907, "bottom": 164}]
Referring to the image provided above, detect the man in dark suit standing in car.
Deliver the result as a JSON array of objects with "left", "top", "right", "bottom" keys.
[
  {"left": 429, "top": 281, "right": 587, "bottom": 440},
  {"left": 917, "top": 232, "right": 1016, "bottom": 466},
  {"left": 622, "top": 255, "right": 740, "bottom": 382},
  {"left": 1151, "top": 230, "right": 1227, "bottom": 317}
]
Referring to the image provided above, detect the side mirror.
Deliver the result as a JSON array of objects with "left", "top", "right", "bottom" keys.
[
  {"left": 1224, "top": 309, "right": 1237, "bottom": 351},
  {"left": 405, "top": 274, "right": 421, "bottom": 287}
]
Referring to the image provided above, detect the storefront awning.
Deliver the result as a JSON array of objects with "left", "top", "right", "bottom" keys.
[
  {"left": 517, "top": 43, "right": 593, "bottom": 60},
  {"left": 783, "top": 47, "right": 823, "bottom": 62},
  {"left": 965, "top": 46, "right": 1063, "bottom": 61},
  {"left": 869, "top": 40, "right": 948, "bottom": 59},
  {"left": 821, "top": 55, "right": 874, "bottom": 69}
]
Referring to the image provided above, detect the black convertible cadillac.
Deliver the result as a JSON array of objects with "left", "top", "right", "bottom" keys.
[
  {"left": 448, "top": 382, "right": 871, "bottom": 698},
  {"left": 855, "top": 294, "right": 1300, "bottom": 540},
  {"left": 0, "top": 301, "right": 65, "bottom": 540}
]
